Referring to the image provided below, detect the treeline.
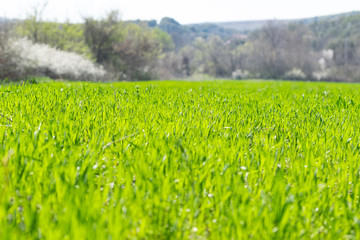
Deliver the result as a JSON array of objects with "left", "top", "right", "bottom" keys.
[
  {"left": 1, "top": 11, "right": 360, "bottom": 82},
  {"left": 161, "top": 13, "right": 360, "bottom": 82}
]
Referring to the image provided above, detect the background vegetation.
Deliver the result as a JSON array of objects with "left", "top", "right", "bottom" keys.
[{"left": 1, "top": 10, "right": 360, "bottom": 81}]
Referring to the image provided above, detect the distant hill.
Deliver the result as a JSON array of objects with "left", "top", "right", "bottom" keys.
[
  {"left": 212, "top": 11, "right": 360, "bottom": 33},
  {"left": 124, "top": 17, "right": 238, "bottom": 50},
  {"left": 215, "top": 20, "right": 289, "bottom": 33},
  {"left": 156, "top": 17, "right": 238, "bottom": 50},
  {"left": 127, "top": 11, "right": 360, "bottom": 51}
]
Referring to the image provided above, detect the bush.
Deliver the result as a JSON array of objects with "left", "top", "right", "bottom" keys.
[
  {"left": 232, "top": 69, "right": 250, "bottom": 80},
  {"left": 0, "top": 23, "right": 31, "bottom": 81},
  {"left": 284, "top": 68, "right": 306, "bottom": 80},
  {"left": 9, "top": 38, "right": 106, "bottom": 81},
  {"left": 0, "top": 44, "right": 26, "bottom": 81}
]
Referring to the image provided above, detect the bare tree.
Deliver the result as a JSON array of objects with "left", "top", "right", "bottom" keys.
[
  {"left": 21, "top": 1, "right": 48, "bottom": 43},
  {"left": 246, "top": 22, "right": 315, "bottom": 79}
]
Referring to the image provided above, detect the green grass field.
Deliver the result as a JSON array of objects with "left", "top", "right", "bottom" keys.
[{"left": 1, "top": 80, "right": 360, "bottom": 239}]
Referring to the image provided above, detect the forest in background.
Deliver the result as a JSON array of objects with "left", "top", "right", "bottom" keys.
[{"left": 1, "top": 10, "right": 360, "bottom": 82}]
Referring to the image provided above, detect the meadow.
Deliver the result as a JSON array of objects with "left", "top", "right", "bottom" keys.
[{"left": 1, "top": 80, "right": 360, "bottom": 239}]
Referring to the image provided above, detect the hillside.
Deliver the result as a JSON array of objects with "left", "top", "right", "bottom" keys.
[
  {"left": 137, "top": 11, "right": 360, "bottom": 50},
  {"left": 213, "top": 11, "right": 360, "bottom": 33}
]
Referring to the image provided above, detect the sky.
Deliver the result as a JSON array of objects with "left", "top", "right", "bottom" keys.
[{"left": 1, "top": 0, "right": 360, "bottom": 24}]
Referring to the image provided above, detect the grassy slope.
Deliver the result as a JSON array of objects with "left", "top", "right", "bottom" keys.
[{"left": 1, "top": 80, "right": 360, "bottom": 239}]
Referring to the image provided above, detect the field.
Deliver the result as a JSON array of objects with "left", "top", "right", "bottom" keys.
[{"left": 1, "top": 80, "right": 360, "bottom": 239}]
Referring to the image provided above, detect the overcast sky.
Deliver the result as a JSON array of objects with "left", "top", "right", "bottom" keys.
[{"left": 1, "top": 0, "right": 360, "bottom": 24}]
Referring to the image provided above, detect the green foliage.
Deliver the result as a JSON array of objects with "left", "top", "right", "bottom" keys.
[
  {"left": 113, "top": 23, "right": 160, "bottom": 80},
  {"left": 1, "top": 80, "right": 360, "bottom": 239},
  {"left": 158, "top": 17, "right": 191, "bottom": 51},
  {"left": 8, "top": 11, "right": 360, "bottom": 81},
  {"left": 150, "top": 27, "right": 175, "bottom": 53},
  {"left": 84, "top": 12, "right": 174, "bottom": 81},
  {"left": 84, "top": 11, "right": 124, "bottom": 64},
  {"left": 16, "top": 20, "right": 92, "bottom": 58},
  {"left": 310, "top": 13, "right": 360, "bottom": 51}
]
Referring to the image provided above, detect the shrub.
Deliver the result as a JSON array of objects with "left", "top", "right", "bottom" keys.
[
  {"left": 284, "top": 68, "right": 306, "bottom": 80},
  {"left": 312, "top": 69, "right": 331, "bottom": 81},
  {"left": 0, "top": 43, "right": 26, "bottom": 81},
  {"left": 232, "top": 69, "right": 250, "bottom": 80},
  {"left": 0, "top": 23, "right": 31, "bottom": 81},
  {"left": 10, "top": 38, "right": 106, "bottom": 81}
]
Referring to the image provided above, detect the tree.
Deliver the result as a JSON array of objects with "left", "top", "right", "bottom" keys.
[
  {"left": 17, "top": 1, "right": 48, "bottom": 43},
  {"left": 84, "top": 12, "right": 174, "bottom": 81},
  {"left": 245, "top": 22, "right": 315, "bottom": 79},
  {"left": 84, "top": 11, "right": 123, "bottom": 64},
  {"left": 112, "top": 24, "right": 166, "bottom": 80}
]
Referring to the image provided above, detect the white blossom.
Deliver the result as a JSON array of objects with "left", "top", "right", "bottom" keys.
[{"left": 10, "top": 38, "right": 106, "bottom": 81}]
